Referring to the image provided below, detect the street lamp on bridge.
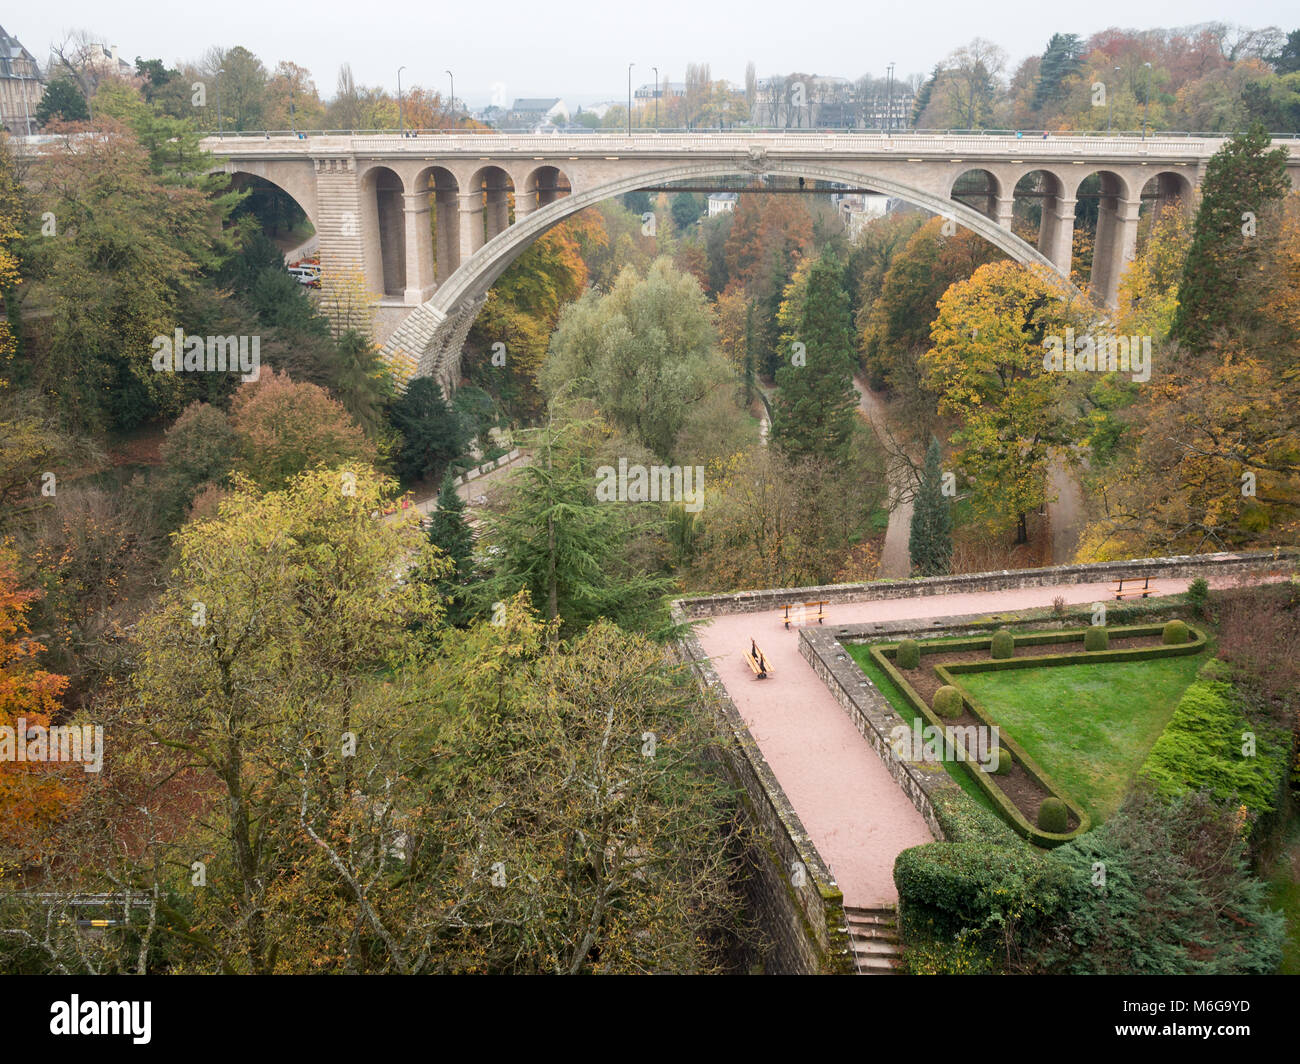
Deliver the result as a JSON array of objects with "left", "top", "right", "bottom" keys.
[
  {"left": 398, "top": 66, "right": 406, "bottom": 135},
  {"left": 627, "top": 63, "right": 635, "bottom": 136},
  {"left": 446, "top": 71, "right": 455, "bottom": 126},
  {"left": 216, "top": 68, "right": 224, "bottom": 139},
  {"left": 652, "top": 66, "right": 658, "bottom": 128},
  {"left": 1108, "top": 66, "right": 1120, "bottom": 134},
  {"left": 1142, "top": 62, "right": 1152, "bottom": 141},
  {"left": 886, "top": 62, "right": 894, "bottom": 131}
]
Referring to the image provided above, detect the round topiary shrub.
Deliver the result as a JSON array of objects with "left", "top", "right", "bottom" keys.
[
  {"left": 986, "top": 745, "right": 1013, "bottom": 775},
  {"left": 932, "top": 685, "right": 963, "bottom": 719},
  {"left": 1162, "top": 619, "right": 1190, "bottom": 645},
  {"left": 1084, "top": 625, "right": 1109, "bottom": 651},
  {"left": 896, "top": 638, "right": 920, "bottom": 670},
  {"left": 990, "top": 628, "right": 1015, "bottom": 659},
  {"left": 1038, "top": 797, "right": 1069, "bottom": 833}
]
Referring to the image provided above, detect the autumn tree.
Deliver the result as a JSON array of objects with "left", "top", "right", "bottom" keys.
[
  {"left": 0, "top": 548, "right": 72, "bottom": 857},
  {"left": 859, "top": 217, "right": 1005, "bottom": 440},
  {"left": 1077, "top": 192, "right": 1300, "bottom": 558},
  {"left": 20, "top": 122, "right": 228, "bottom": 431},
  {"left": 130, "top": 467, "right": 441, "bottom": 973},
  {"left": 924, "top": 261, "right": 1077, "bottom": 544},
  {"left": 467, "top": 216, "right": 593, "bottom": 419},
  {"left": 541, "top": 259, "right": 722, "bottom": 460},
  {"left": 1115, "top": 201, "right": 1195, "bottom": 340},
  {"left": 228, "top": 370, "right": 377, "bottom": 491},
  {"left": 689, "top": 437, "right": 885, "bottom": 590}
]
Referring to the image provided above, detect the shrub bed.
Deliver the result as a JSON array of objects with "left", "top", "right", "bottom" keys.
[{"left": 1139, "top": 677, "right": 1290, "bottom": 832}]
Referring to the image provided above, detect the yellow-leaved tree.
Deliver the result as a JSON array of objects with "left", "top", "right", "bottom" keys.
[{"left": 924, "top": 261, "right": 1080, "bottom": 544}]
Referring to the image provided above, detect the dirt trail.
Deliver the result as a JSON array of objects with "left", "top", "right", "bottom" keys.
[{"left": 855, "top": 378, "right": 914, "bottom": 578}]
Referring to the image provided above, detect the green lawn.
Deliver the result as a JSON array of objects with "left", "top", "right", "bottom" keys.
[
  {"left": 952, "top": 653, "right": 1208, "bottom": 824},
  {"left": 845, "top": 645, "right": 995, "bottom": 812},
  {"left": 1266, "top": 818, "right": 1300, "bottom": 975}
]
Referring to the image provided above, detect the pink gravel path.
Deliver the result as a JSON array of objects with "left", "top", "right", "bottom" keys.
[{"left": 692, "top": 572, "right": 1263, "bottom": 907}]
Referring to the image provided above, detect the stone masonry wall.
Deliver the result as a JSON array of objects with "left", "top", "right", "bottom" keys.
[
  {"left": 671, "top": 603, "right": 854, "bottom": 975},
  {"left": 673, "top": 550, "right": 1298, "bottom": 620}
]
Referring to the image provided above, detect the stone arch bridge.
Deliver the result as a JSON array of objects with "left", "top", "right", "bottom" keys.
[{"left": 202, "top": 131, "right": 1299, "bottom": 393}]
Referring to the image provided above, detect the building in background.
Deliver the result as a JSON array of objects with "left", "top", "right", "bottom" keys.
[
  {"left": 707, "top": 191, "right": 738, "bottom": 216},
  {"left": 0, "top": 26, "right": 43, "bottom": 135},
  {"left": 836, "top": 192, "right": 891, "bottom": 239},
  {"left": 505, "top": 97, "right": 570, "bottom": 129},
  {"left": 634, "top": 81, "right": 685, "bottom": 101},
  {"left": 750, "top": 73, "right": 914, "bottom": 130}
]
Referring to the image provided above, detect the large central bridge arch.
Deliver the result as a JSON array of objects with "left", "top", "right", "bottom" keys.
[{"left": 383, "top": 158, "right": 1082, "bottom": 389}]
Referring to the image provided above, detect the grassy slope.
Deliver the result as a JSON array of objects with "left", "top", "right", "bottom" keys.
[
  {"left": 1265, "top": 817, "right": 1300, "bottom": 975},
  {"left": 953, "top": 652, "right": 1208, "bottom": 824}
]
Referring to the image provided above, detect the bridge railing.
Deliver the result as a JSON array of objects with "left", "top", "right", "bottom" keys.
[
  {"left": 198, "top": 126, "right": 1300, "bottom": 140},
  {"left": 198, "top": 129, "right": 1300, "bottom": 160}
]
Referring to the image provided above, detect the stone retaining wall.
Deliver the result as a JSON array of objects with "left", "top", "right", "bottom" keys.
[
  {"left": 673, "top": 550, "right": 1298, "bottom": 620},
  {"left": 671, "top": 603, "right": 854, "bottom": 975},
  {"left": 800, "top": 623, "right": 975, "bottom": 841}
]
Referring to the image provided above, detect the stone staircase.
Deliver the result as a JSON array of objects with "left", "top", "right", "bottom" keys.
[{"left": 844, "top": 905, "right": 902, "bottom": 975}]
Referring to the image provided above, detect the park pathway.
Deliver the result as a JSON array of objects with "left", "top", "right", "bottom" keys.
[
  {"left": 855, "top": 378, "right": 914, "bottom": 578},
  {"left": 855, "top": 377, "right": 1087, "bottom": 573}
]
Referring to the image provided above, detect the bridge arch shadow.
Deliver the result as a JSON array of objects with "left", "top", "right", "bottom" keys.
[{"left": 382, "top": 159, "right": 1084, "bottom": 388}]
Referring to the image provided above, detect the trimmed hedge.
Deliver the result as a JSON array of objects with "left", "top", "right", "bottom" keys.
[
  {"left": 896, "top": 638, "right": 920, "bottom": 669},
  {"left": 1038, "top": 797, "right": 1068, "bottom": 833},
  {"left": 894, "top": 840, "right": 1068, "bottom": 942},
  {"left": 991, "top": 629, "right": 1015, "bottom": 659},
  {"left": 933, "top": 685, "right": 963, "bottom": 719},
  {"left": 928, "top": 786, "right": 1019, "bottom": 845},
  {"left": 1162, "top": 619, "right": 1190, "bottom": 644},
  {"left": 1084, "top": 625, "right": 1109, "bottom": 651}
]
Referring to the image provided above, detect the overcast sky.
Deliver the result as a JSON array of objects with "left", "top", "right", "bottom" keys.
[{"left": 14, "top": 0, "right": 1299, "bottom": 106}]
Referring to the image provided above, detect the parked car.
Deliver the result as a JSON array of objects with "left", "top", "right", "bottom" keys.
[{"left": 288, "top": 263, "right": 321, "bottom": 288}]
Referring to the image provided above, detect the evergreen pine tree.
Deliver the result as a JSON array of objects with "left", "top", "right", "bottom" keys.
[
  {"left": 911, "top": 66, "right": 940, "bottom": 126},
  {"left": 428, "top": 476, "right": 473, "bottom": 581},
  {"left": 481, "top": 417, "right": 674, "bottom": 636},
  {"left": 1169, "top": 124, "right": 1289, "bottom": 352},
  {"left": 770, "top": 252, "right": 858, "bottom": 463},
  {"left": 422, "top": 476, "right": 475, "bottom": 626},
  {"left": 908, "top": 436, "right": 953, "bottom": 576},
  {"left": 1032, "top": 34, "right": 1083, "bottom": 113},
  {"left": 742, "top": 300, "right": 757, "bottom": 407}
]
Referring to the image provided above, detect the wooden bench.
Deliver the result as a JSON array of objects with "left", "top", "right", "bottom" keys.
[
  {"left": 782, "top": 600, "right": 828, "bottom": 629},
  {"left": 745, "top": 638, "right": 772, "bottom": 679},
  {"left": 1112, "top": 576, "right": 1153, "bottom": 600}
]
